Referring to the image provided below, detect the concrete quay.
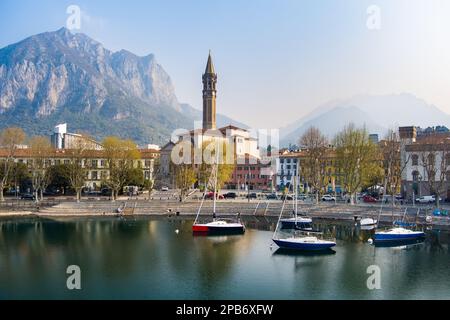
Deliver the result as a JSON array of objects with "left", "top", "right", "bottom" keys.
[{"left": 1, "top": 199, "right": 449, "bottom": 229}]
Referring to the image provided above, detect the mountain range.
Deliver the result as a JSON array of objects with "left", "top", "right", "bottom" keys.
[
  {"left": 1, "top": 28, "right": 449, "bottom": 148},
  {"left": 0, "top": 28, "right": 245, "bottom": 145},
  {"left": 280, "top": 93, "right": 450, "bottom": 146}
]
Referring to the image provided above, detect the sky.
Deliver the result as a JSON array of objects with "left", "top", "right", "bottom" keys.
[{"left": 1, "top": 0, "right": 450, "bottom": 129}]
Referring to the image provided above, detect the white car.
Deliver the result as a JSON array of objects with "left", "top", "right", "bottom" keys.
[
  {"left": 322, "top": 195, "right": 336, "bottom": 201},
  {"left": 416, "top": 195, "right": 441, "bottom": 204},
  {"left": 161, "top": 186, "right": 169, "bottom": 192}
]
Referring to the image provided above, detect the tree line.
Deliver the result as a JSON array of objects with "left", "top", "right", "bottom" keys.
[{"left": 299, "top": 124, "right": 405, "bottom": 205}]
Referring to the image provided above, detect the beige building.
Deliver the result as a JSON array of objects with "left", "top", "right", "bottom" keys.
[
  {"left": 0, "top": 147, "right": 159, "bottom": 191},
  {"left": 400, "top": 126, "right": 450, "bottom": 200}
]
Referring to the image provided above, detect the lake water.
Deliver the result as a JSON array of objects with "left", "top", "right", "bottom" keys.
[{"left": 0, "top": 216, "right": 449, "bottom": 300}]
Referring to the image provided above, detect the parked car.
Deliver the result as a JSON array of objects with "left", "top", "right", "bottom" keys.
[
  {"left": 161, "top": 186, "right": 169, "bottom": 191},
  {"left": 101, "top": 188, "right": 112, "bottom": 196},
  {"left": 363, "top": 195, "right": 377, "bottom": 203},
  {"left": 205, "top": 192, "right": 224, "bottom": 200},
  {"left": 416, "top": 195, "right": 441, "bottom": 204},
  {"left": 20, "top": 193, "right": 35, "bottom": 200},
  {"left": 266, "top": 193, "right": 279, "bottom": 200},
  {"left": 321, "top": 194, "right": 336, "bottom": 202},
  {"left": 246, "top": 193, "right": 258, "bottom": 199},
  {"left": 223, "top": 192, "right": 237, "bottom": 199}
]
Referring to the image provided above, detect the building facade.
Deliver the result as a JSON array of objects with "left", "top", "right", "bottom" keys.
[
  {"left": 0, "top": 147, "right": 159, "bottom": 191},
  {"left": 226, "top": 154, "right": 274, "bottom": 191},
  {"left": 400, "top": 126, "right": 450, "bottom": 200}
]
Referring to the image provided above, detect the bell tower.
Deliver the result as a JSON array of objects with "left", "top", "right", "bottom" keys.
[{"left": 202, "top": 51, "right": 217, "bottom": 130}]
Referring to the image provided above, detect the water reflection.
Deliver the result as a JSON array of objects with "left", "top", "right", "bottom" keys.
[{"left": 0, "top": 216, "right": 449, "bottom": 299}]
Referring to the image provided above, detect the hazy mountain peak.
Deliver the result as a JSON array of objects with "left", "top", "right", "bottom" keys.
[{"left": 281, "top": 93, "right": 450, "bottom": 146}]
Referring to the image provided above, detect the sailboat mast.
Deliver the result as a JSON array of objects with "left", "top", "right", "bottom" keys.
[{"left": 213, "top": 144, "right": 219, "bottom": 216}]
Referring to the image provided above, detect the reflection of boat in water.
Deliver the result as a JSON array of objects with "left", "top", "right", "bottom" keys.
[
  {"left": 273, "top": 247, "right": 336, "bottom": 256},
  {"left": 192, "top": 150, "right": 245, "bottom": 235}
]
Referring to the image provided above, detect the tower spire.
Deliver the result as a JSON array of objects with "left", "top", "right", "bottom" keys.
[
  {"left": 205, "top": 50, "right": 215, "bottom": 74},
  {"left": 202, "top": 52, "right": 217, "bottom": 130}
]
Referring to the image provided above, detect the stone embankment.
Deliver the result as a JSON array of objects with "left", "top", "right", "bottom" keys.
[{"left": 1, "top": 199, "right": 449, "bottom": 228}]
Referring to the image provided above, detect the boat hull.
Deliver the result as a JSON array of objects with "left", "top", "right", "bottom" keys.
[
  {"left": 192, "top": 224, "right": 245, "bottom": 235},
  {"left": 272, "top": 239, "right": 336, "bottom": 251},
  {"left": 374, "top": 231, "right": 425, "bottom": 243}
]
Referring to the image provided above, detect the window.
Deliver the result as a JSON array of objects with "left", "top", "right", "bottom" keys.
[
  {"left": 411, "top": 154, "right": 419, "bottom": 166},
  {"left": 91, "top": 160, "right": 98, "bottom": 168},
  {"left": 91, "top": 171, "right": 98, "bottom": 180}
]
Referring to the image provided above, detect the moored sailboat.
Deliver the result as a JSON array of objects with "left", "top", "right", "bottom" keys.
[
  {"left": 192, "top": 150, "right": 245, "bottom": 235},
  {"left": 373, "top": 208, "right": 425, "bottom": 244},
  {"left": 272, "top": 175, "right": 335, "bottom": 251}
]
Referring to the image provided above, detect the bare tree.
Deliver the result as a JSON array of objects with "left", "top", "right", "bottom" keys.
[
  {"left": 29, "top": 136, "right": 54, "bottom": 202},
  {"left": 0, "top": 128, "right": 26, "bottom": 202},
  {"left": 299, "top": 127, "right": 328, "bottom": 204}
]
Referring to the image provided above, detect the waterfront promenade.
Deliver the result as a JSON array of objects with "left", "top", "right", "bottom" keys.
[{"left": 1, "top": 196, "right": 450, "bottom": 229}]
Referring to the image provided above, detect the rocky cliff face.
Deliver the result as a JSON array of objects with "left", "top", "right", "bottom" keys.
[{"left": 0, "top": 27, "right": 180, "bottom": 118}]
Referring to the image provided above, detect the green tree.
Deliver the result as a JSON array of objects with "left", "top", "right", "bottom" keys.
[
  {"left": 197, "top": 140, "right": 235, "bottom": 193},
  {"left": 334, "top": 124, "right": 380, "bottom": 205},
  {"left": 173, "top": 162, "right": 196, "bottom": 202},
  {"left": 47, "top": 164, "right": 71, "bottom": 195},
  {"left": 9, "top": 162, "right": 30, "bottom": 197},
  {"left": 102, "top": 136, "right": 140, "bottom": 201}
]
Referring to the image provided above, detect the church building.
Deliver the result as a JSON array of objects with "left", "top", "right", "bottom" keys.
[{"left": 159, "top": 52, "right": 260, "bottom": 186}]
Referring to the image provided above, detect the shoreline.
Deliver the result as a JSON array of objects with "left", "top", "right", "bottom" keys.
[{"left": 1, "top": 199, "right": 449, "bottom": 229}]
